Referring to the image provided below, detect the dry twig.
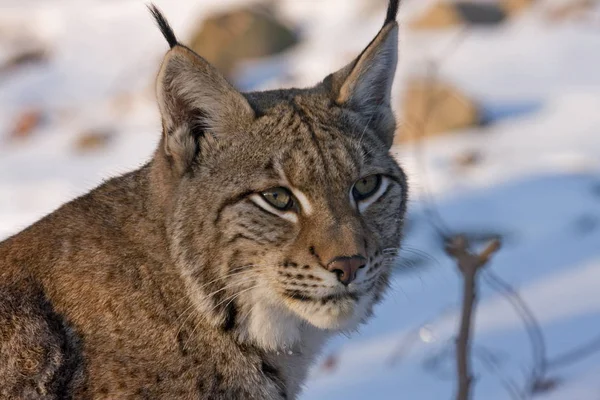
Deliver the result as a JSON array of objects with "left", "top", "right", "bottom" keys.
[{"left": 445, "top": 236, "right": 502, "bottom": 400}]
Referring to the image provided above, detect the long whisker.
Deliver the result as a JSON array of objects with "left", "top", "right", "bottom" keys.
[
  {"left": 175, "top": 273, "right": 263, "bottom": 340},
  {"left": 400, "top": 247, "right": 439, "bottom": 264},
  {"left": 184, "top": 285, "right": 261, "bottom": 350},
  {"left": 179, "top": 261, "right": 318, "bottom": 302},
  {"left": 170, "top": 265, "right": 257, "bottom": 309},
  {"left": 190, "top": 265, "right": 258, "bottom": 292},
  {"left": 207, "top": 285, "right": 262, "bottom": 316},
  {"left": 174, "top": 261, "right": 317, "bottom": 340},
  {"left": 203, "top": 274, "right": 261, "bottom": 300},
  {"left": 174, "top": 303, "right": 199, "bottom": 344},
  {"left": 174, "top": 263, "right": 285, "bottom": 330},
  {"left": 172, "top": 268, "right": 266, "bottom": 331},
  {"left": 381, "top": 246, "right": 440, "bottom": 267},
  {"left": 237, "top": 302, "right": 258, "bottom": 328}
]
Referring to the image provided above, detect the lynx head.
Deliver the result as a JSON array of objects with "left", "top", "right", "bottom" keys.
[{"left": 149, "top": 1, "right": 407, "bottom": 350}]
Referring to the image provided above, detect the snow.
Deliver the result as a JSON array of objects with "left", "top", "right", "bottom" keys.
[{"left": 1, "top": 0, "right": 600, "bottom": 399}]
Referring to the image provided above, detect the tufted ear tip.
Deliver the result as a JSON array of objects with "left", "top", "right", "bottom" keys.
[
  {"left": 384, "top": 0, "right": 401, "bottom": 27},
  {"left": 148, "top": 4, "right": 179, "bottom": 49}
]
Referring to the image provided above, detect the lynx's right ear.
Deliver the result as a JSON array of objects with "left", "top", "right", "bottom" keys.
[
  {"left": 149, "top": 5, "right": 255, "bottom": 174},
  {"left": 325, "top": 0, "right": 400, "bottom": 149}
]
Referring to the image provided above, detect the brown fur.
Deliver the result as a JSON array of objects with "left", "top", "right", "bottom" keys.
[{"left": 0, "top": 2, "right": 407, "bottom": 398}]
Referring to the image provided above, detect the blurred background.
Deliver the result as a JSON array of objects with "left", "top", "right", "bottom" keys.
[{"left": 1, "top": 0, "right": 600, "bottom": 398}]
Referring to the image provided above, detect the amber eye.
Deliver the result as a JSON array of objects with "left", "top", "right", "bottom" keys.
[
  {"left": 261, "top": 187, "right": 295, "bottom": 211},
  {"left": 352, "top": 175, "right": 382, "bottom": 201}
]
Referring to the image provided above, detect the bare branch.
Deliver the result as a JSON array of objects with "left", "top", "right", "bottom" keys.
[{"left": 445, "top": 236, "right": 502, "bottom": 400}]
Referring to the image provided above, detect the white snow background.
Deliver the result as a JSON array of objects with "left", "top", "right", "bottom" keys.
[{"left": 1, "top": 0, "right": 599, "bottom": 399}]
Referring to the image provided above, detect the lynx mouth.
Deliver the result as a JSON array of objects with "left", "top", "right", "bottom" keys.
[
  {"left": 283, "top": 290, "right": 359, "bottom": 304},
  {"left": 279, "top": 288, "right": 366, "bottom": 331}
]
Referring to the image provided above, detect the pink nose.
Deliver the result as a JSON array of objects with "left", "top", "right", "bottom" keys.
[{"left": 326, "top": 256, "right": 366, "bottom": 285}]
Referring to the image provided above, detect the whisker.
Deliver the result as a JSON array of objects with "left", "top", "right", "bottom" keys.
[
  {"left": 237, "top": 302, "right": 258, "bottom": 328},
  {"left": 184, "top": 285, "right": 261, "bottom": 350},
  {"left": 206, "top": 285, "right": 262, "bottom": 319},
  {"left": 191, "top": 265, "right": 259, "bottom": 292},
  {"left": 175, "top": 269, "right": 276, "bottom": 339},
  {"left": 174, "top": 303, "right": 199, "bottom": 344},
  {"left": 400, "top": 247, "right": 439, "bottom": 264},
  {"left": 170, "top": 265, "right": 257, "bottom": 309},
  {"left": 203, "top": 275, "right": 259, "bottom": 300}
]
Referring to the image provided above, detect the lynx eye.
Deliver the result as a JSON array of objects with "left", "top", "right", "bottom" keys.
[
  {"left": 261, "top": 187, "right": 294, "bottom": 211},
  {"left": 352, "top": 175, "right": 382, "bottom": 201}
]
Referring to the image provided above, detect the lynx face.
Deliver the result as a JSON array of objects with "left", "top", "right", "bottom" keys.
[
  {"left": 170, "top": 96, "right": 406, "bottom": 334},
  {"left": 150, "top": 3, "right": 406, "bottom": 348}
]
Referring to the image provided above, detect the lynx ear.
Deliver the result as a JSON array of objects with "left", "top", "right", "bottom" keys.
[
  {"left": 150, "top": 6, "right": 254, "bottom": 173},
  {"left": 327, "top": 0, "right": 400, "bottom": 148}
]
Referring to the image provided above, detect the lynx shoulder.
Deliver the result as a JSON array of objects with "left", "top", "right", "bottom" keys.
[{"left": 0, "top": 1, "right": 407, "bottom": 398}]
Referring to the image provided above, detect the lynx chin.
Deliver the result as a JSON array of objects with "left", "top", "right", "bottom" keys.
[{"left": 0, "top": 1, "right": 407, "bottom": 398}]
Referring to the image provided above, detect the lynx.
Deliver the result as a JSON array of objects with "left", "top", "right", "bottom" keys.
[{"left": 0, "top": 1, "right": 407, "bottom": 398}]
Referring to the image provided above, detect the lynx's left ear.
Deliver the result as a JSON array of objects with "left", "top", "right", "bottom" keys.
[
  {"left": 327, "top": 0, "right": 400, "bottom": 148},
  {"left": 148, "top": 4, "right": 255, "bottom": 174}
]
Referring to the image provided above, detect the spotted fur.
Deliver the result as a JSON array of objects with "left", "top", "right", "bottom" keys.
[{"left": 0, "top": 1, "right": 407, "bottom": 398}]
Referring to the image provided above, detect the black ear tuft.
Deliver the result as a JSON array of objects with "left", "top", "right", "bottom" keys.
[
  {"left": 148, "top": 4, "right": 178, "bottom": 48},
  {"left": 384, "top": 0, "right": 400, "bottom": 26}
]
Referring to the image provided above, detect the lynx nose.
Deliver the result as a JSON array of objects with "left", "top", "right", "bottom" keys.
[{"left": 326, "top": 256, "right": 366, "bottom": 286}]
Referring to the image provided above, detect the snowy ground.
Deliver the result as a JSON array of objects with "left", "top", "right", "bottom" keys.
[{"left": 1, "top": 0, "right": 599, "bottom": 399}]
